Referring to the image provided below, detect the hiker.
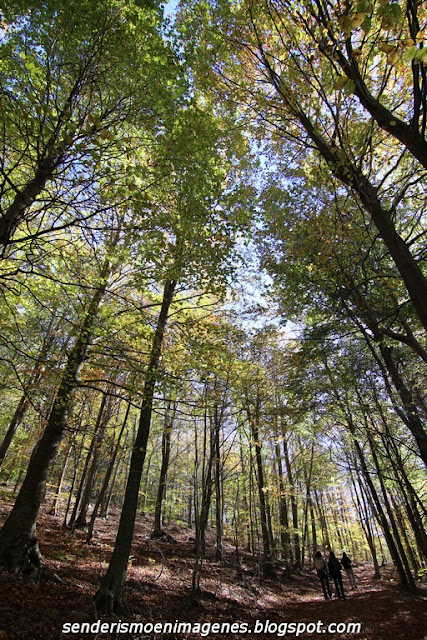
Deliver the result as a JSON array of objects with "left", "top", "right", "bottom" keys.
[
  {"left": 313, "top": 551, "right": 332, "bottom": 600},
  {"left": 328, "top": 551, "right": 345, "bottom": 600},
  {"left": 341, "top": 552, "right": 357, "bottom": 589}
]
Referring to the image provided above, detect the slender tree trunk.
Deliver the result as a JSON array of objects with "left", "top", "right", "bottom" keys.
[
  {"left": 195, "top": 408, "right": 214, "bottom": 561},
  {"left": 309, "top": 493, "right": 317, "bottom": 558},
  {"left": 74, "top": 393, "right": 116, "bottom": 528},
  {"left": 366, "top": 429, "right": 417, "bottom": 592},
  {"left": 380, "top": 430, "right": 427, "bottom": 562},
  {"left": 93, "top": 279, "right": 176, "bottom": 614},
  {"left": 63, "top": 439, "right": 82, "bottom": 529},
  {"left": 274, "top": 436, "right": 291, "bottom": 562},
  {"left": 351, "top": 474, "right": 381, "bottom": 579},
  {"left": 0, "top": 321, "right": 54, "bottom": 469},
  {"left": 239, "top": 432, "right": 252, "bottom": 552},
  {"left": 352, "top": 431, "right": 413, "bottom": 591},
  {"left": 0, "top": 256, "right": 111, "bottom": 575},
  {"left": 68, "top": 395, "right": 108, "bottom": 528},
  {"left": 86, "top": 401, "right": 131, "bottom": 543},
  {"left": 151, "top": 402, "right": 176, "bottom": 538},
  {"left": 300, "top": 445, "right": 314, "bottom": 570},
  {"left": 0, "top": 396, "right": 31, "bottom": 471},
  {"left": 314, "top": 488, "right": 330, "bottom": 550},
  {"left": 214, "top": 407, "right": 223, "bottom": 562},
  {"left": 187, "top": 476, "right": 193, "bottom": 529},
  {"left": 247, "top": 398, "right": 272, "bottom": 571},
  {"left": 282, "top": 433, "right": 300, "bottom": 568},
  {"left": 101, "top": 439, "right": 126, "bottom": 520},
  {"left": 390, "top": 494, "right": 420, "bottom": 575},
  {"left": 140, "top": 448, "right": 154, "bottom": 516},
  {"left": 49, "top": 442, "right": 72, "bottom": 517}
]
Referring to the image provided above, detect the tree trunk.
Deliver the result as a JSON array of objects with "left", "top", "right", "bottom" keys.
[
  {"left": 239, "top": 433, "right": 252, "bottom": 552},
  {"left": 93, "top": 279, "right": 176, "bottom": 614},
  {"left": 68, "top": 394, "right": 108, "bottom": 528},
  {"left": 247, "top": 400, "right": 272, "bottom": 572},
  {"left": 0, "top": 255, "right": 111, "bottom": 576},
  {"left": 255, "top": 44, "right": 427, "bottom": 331},
  {"left": 214, "top": 404, "right": 224, "bottom": 562},
  {"left": 274, "top": 437, "right": 291, "bottom": 562},
  {"left": 349, "top": 464, "right": 381, "bottom": 578},
  {"left": 74, "top": 392, "right": 116, "bottom": 528},
  {"left": 314, "top": 488, "right": 330, "bottom": 550},
  {"left": 282, "top": 432, "right": 300, "bottom": 568},
  {"left": 0, "top": 321, "right": 55, "bottom": 469},
  {"left": 366, "top": 429, "right": 417, "bottom": 592},
  {"left": 300, "top": 444, "right": 314, "bottom": 570},
  {"left": 86, "top": 400, "right": 131, "bottom": 543},
  {"left": 309, "top": 493, "right": 317, "bottom": 559},
  {"left": 49, "top": 442, "right": 72, "bottom": 517},
  {"left": 151, "top": 401, "right": 176, "bottom": 538},
  {"left": 351, "top": 428, "right": 414, "bottom": 591}
]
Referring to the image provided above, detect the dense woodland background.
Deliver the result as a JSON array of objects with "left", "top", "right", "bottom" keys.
[{"left": 0, "top": 0, "right": 426, "bottom": 633}]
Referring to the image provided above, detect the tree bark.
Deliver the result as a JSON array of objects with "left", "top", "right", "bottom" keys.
[
  {"left": 0, "top": 321, "right": 54, "bottom": 468},
  {"left": 274, "top": 435, "right": 291, "bottom": 562},
  {"left": 151, "top": 401, "right": 176, "bottom": 538},
  {"left": 68, "top": 394, "right": 108, "bottom": 528},
  {"left": 86, "top": 400, "right": 131, "bottom": 542},
  {"left": 282, "top": 431, "right": 301, "bottom": 568},
  {"left": 252, "top": 31, "right": 427, "bottom": 331},
  {"left": 49, "top": 442, "right": 72, "bottom": 517},
  {"left": 74, "top": 392, "right": 116, "bottom": 528},
  {"left": 349, "top": 463, "right": 381, "bottom": 578},
  {"left": 0, "top": 256, "right": 111, "bottom": 576},
  {"left": 93, "top": 279, "right": 176, "bottom": 614},
  {"left": 247, "top": 397, "right": 273, "bottom": 572}
]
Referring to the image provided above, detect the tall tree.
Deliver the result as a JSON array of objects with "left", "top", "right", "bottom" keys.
[
  {"left": 0, "top": 230, "right": 119, "bottom": 575},
  {"left": 0, "top": 0, "right": 175, "bottom": 250},
  {"left": 181, "top": 0, "right": 427, "bottom": 330}
]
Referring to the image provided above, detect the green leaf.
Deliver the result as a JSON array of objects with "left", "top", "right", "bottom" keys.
[
  {"left": 343, "top": 79, "right": 356, "bottom": 95},
  {"left": 403, "top": 45, "right": 418, "bottom": 61},
  {"left": 361, "top": 15, "right": 371, "bottom": 34},
  {"left": 414, "top": 47, "right": 427, "bottom": 63}
]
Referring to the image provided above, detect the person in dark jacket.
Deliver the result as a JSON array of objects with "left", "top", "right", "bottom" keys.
[
  {"left": 313, "top": 551, "right": 332, "bottom": 600},
  {"left": 328, "top": 551, "right": 345, "bottom": 600},
  {"left": 341, "top": 552, "right": 357, "bottom": 589}
]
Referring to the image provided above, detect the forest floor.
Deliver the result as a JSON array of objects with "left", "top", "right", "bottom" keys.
[{"left": 0, "top": 488, "right": 426, "bottom": 640}]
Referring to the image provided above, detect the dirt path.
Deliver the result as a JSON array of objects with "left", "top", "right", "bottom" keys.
[{"left": 0, "top": 498, "right": 426, "bottom": 640}]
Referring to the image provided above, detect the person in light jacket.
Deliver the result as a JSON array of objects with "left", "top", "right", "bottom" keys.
[{"left": 313, "top": 551, "right": 332, "bottom": 600}]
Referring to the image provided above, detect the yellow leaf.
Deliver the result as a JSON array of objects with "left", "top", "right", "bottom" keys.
[
  {"left": 351, "top": 13, "right": 366, "bottom": 28},
  {"left": 387, "top": 51, "right": 399, "bottom": 64},
  {"left": 381, "top": 15, "right": 394, "bottom": 30},
  {"left": 402, "top": 37, "right": 415, "bottom": 47},
  {"left": 380, "top": 43, "right": 395, "bottom": 53},
  {"left": 333, "top": 76, "right": 349, "bottom": 90}
]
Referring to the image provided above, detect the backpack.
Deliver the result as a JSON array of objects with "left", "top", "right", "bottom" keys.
[
  {"left": 314, "top": 556, "right": 328, "bottom": 576},
  {"left": 341, "top": 555, "right": 351, "bottom": 569}
]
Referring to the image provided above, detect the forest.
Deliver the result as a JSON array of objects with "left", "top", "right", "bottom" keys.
[{"left": 0, "top": 0, "right": 426, "bottom": 638}]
